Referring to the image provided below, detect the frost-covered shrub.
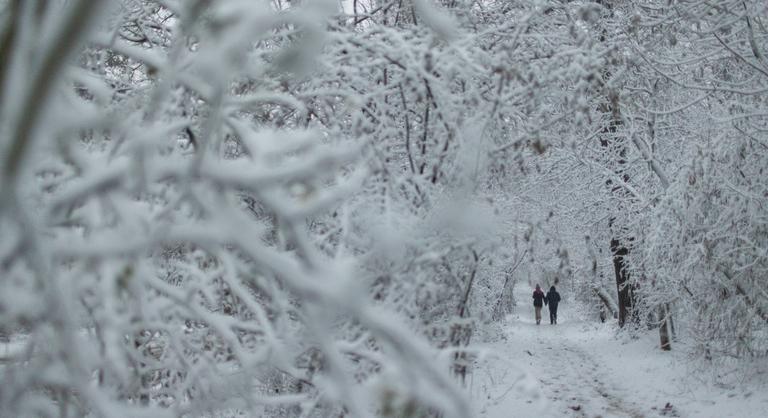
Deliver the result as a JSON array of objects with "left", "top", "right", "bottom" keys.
[
  {"left": 0, "top": 1, "right": 473, "bottom": 416},
  {"left": 646, "top": 133, "right": 768, "bottom": 358}
]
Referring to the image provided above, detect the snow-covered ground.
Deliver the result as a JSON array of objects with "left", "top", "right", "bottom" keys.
[
  {"left": 3, "top": 288, "right": 766, "bottom": 418},
  {"left": 472, "top": 286, "right": 768, "bottom": 418}
]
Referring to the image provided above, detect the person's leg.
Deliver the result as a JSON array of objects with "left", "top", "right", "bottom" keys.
[
  {"left": 549, "top": 307, "right": 554, "bottom": 324},
  {"left": 535, "top": 306, "right": 541, "bottom": 324},
  {"left": 553, "top": 306, "right": 558, "bottom": 324}
]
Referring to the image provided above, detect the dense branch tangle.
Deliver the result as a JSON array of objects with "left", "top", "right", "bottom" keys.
[{"left": 0, "top": 1, "right": 475, "bottom": 417}]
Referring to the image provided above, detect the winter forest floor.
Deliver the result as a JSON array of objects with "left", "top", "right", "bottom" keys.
[
  {"left": 473, "top": 287, "right": 768, "bottom": 418},
  {"left": 2, "top": 292, "right": 767, "bottom": 418}
]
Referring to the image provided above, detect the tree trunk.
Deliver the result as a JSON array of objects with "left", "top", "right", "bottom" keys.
[
  {"left": 595, "top": 0, "right": 641, "bottom": 331},
  {"left": 658, "top": 305, "right": 671, "bottom": 351},
  {"left": 493, "top": 250, "right": 526, "bottom": 320},
  {"left": 610, "top": 237, "right": 635, "bottom": 327},
  {"left": 667, "top": 303, "right": 676, "bottom": 340},
  {"left": 453, "top": 250, "right": 479, "bottom": 385},
  {"left": 594, "top": 286, "right": 618, "bottom": 320}
]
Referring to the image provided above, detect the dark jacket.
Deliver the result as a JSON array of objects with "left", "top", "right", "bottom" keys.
[
  {"left": 533, "top": 289, "right": 545, "bottom": 307},
  {"left": 545, "top": 287, "right": 561, "bottom": 307}
]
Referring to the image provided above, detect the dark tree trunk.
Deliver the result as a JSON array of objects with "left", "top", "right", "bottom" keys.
[
  {"left": 452, "top": 250, "right": 479, "bottom": 385},
  {"left": 610, "top": 237, "right": 635, "bottom": 327},
  {"left": 667, "top": 303, "right": 676, "bottom": 340},
  {"left": 658, "top": 304, "right": 671, "bottom": 350}
]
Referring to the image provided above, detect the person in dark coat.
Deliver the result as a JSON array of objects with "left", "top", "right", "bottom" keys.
[
  {"left": 544, "top": 286, "right": 561, "bottom": 324},
  {"left": 532, "top": 284, "right": 545, "bottom": 325}
]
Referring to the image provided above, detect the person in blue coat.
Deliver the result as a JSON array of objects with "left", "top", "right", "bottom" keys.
[{"left": 544, "top": 286, "right": 561, "bottom": 324}]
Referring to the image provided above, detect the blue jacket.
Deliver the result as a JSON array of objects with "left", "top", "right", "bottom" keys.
[{"left": 545, "top": 287, "right": 561, "bottom": 307}]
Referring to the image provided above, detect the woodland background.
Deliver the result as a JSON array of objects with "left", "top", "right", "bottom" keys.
[{"left": 0, "top": 1, "right": 766, "bottom": 417}]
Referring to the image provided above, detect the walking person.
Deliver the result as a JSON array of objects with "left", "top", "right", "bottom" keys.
[
  {"left": 532, "top": 284, "right": 545, "bottom": 325},
  {"left": 545, "top": 286, "right": 561, "bottom": 324}
]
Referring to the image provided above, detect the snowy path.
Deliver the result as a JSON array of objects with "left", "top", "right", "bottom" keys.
[
  {"left": 472, "top": 287, "right": 768, "bottom": 418},
  {"left": 516, "top": 323, "right": 646, "bottom": 418},
  {"left": 474, "top": 302, "right": 646, "bottom": 418}
]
